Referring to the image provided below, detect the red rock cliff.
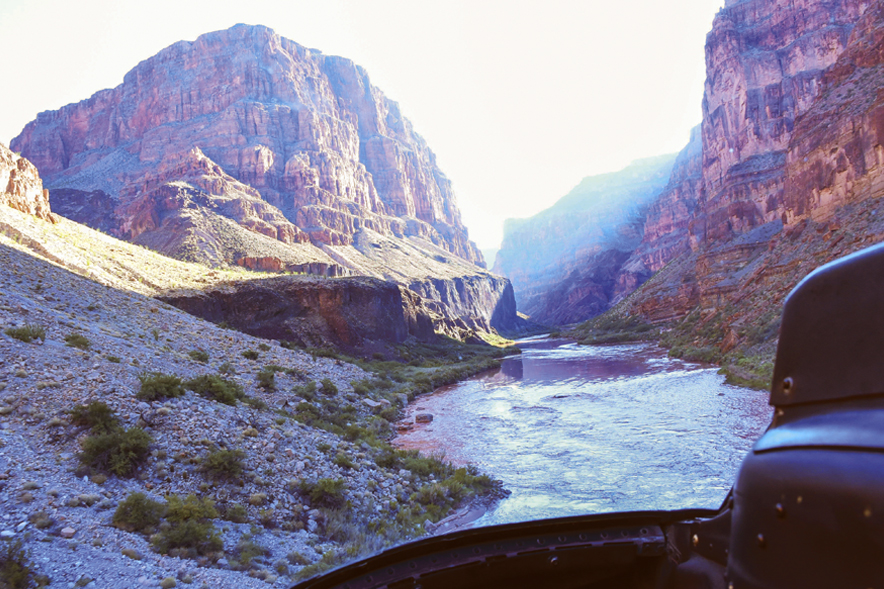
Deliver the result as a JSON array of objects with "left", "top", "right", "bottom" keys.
[
  {"left": 10, "top": 24, "right": 482, "bottom": 266},
  {"left": 0, "top": 143, "right": 54, "bottom": 223}
]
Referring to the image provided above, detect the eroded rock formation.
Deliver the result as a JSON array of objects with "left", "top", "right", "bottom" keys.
[
  {"left": 11, "top": 24, "right": 482, "bottom": 266},
  {"left": 0, "top": 143, "right": 54, "bottom": 223}
]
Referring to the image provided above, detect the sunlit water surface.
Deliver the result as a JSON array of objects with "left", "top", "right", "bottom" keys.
[{"left": 395, "top": 338, "right": 772, "bottom": 527}]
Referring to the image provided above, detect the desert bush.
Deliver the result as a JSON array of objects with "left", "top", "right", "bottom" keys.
[
  {"left": 152, "top": 495, "right": 221, "bottom": 557},
  {"left": 217, "top": 361, "right": 236, "bottom": 375},
  {"left": 333, "top": 453, "right": 355, "bottom": 469},
  {"left": 292, "top": 381, "right": 317, "bottom": 401},
  {"left": 223, "top": 504, "right": 248, "bottom": 524},
  {"left": 4, "top": 324, "right": 45, "bottom": 344},
  {"left": 231, "top": 539, "right": 269, "bottom": 571},
  {"left": 0, "top": 537, "right": 47, "bottom": 588},
  {"left": 79, "top": 427, "right": 152, "bottom": 477},
  {"left": 298, "top": 478, "right": 346, "bottom": 509},
  {"left": 184, "top": 375, "right": 243, "bottom": 406},
  {"left": 320, "top": 378, "right": 338, "bottom": 395},
  {"left": 113, "top": 492, "right": 165, "bottom": 533},
  {"left": 200, "top": 448, "right": 245, "bottom": 481},
  {"left": 136, "top": 372, "right": 184, "bottom": 401},
  {"left": 257, "top": 343, "right": 271, "bottom": 352},
  {"left": 64, "top": 333, "right": 90, "bottom": 350},
  {"left": 69, "top": 401, "right": 118, "bottom": 434},
  {"left": 106, "top": 355, "right": 122, "bottom": 363},
  {"left": 241, "top": 349, "right": 259, "bottom": 360},
  {"left": 242, "top": 397, "right": 268, "bottom": 410},
  {"left": 188, "top": 350, "right": 209, "bottom": 363},
  {"left": 256, "top": 368, "right": 276, "bottom": 391}
]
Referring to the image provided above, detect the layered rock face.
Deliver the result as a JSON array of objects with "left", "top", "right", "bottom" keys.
[
  {"left": 158, "top": 275, "right": 436, "bottom": 351},
  {"left": 493, "top": 155, "right": 675, "bottom": 325},
  {"left": 694, "top": 0, "right": 869, "bottom": 247},
  {"left": 783, "top": 1, "right": 884, "bottom": 223},
  {"left": 0, "top": 143, "right": 54, "bottom": 223},
  {"left": 11, "top": 24, "right": 481, "bottom": 266}
]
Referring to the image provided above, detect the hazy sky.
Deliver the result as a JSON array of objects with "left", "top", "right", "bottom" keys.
[{"left": 0, "top": 0, "right": 722, "bottom": 249}]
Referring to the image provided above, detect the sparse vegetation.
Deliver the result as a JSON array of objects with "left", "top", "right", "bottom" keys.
[
  {"left": 256, "top": 367, "right": 276, "bottom": 391},
  {"left": 298, "top": 478, "right": 346, "bottom": 509},
  {"left": 184, "top": 374, "right": 243, "bottom": 405},
  {"left": 152, "top": 495, "right": 222, "bottom": 557},
  {"left": 188, "top": 349, "right": 209, "bottom": 363},
  {"left": 200, "top": 448, "right": 245, "bottom": 481},
  {"left": 113, "top": 492, "right": 165, "bottom": 534},
  {"left": 79, "top": 426, "right": 152, "bottom": 477},
  {"left": 69, "top": 401, "right": 118, "bottom": 434},
  {"left": 320, "top": 378, "right": 338, "bottom": 395},
  {"left": 136, "top": 372, "right": 184, "bottom": 401},
  {"left": 0, "top": 537, "right": 48, "bottom": 588},
  {"left": 242, "top": 349, "right": 259, "bottom": 361},
  {"left": 64, "top": 332, "right": 91, "bottom": 349},
  {"left": 4, "top": 324, "right": 45, "bottom": 344}
]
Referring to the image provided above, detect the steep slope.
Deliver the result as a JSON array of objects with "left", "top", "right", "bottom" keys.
[
  {"left": 9, "top": 25, "right": 523, "bottom": 334},
  {"left": 577, "top": 0, "right": 884, "bottom": 388},
  {"left": 494, "top": 155, "right": 675, "bottom": 325}
]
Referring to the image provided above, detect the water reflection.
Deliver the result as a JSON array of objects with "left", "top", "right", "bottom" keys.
[{"left": 395, "top": 338, "right": 772, "bottom": 527}]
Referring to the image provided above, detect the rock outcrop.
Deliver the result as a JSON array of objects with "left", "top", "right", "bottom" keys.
[
  {"left": 9, "top": 24, "right": 525, "bottom": 338},
  {"left": 493, "top": 155, "right": 675, "bottom": 325},
  {"left": 158, "top": 275, "right": 436, "bottom": 351},
  {"left": 0, "top": 143, "right": 54, "bottom": 223},
  {"left": 11, "top": 24, "right": 482, "bottom": 266}
]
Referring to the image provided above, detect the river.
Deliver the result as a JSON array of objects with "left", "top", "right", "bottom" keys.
[{"left": 394, "top": 337, "right": 772, "bottom": 528}]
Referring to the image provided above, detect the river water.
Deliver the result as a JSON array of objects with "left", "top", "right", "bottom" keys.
[{"left": 394, "top": 337, "right": 772, "bottom": 528}]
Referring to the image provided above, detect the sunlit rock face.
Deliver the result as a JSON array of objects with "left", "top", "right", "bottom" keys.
[
  {"left": 694, "top": 0, "right": 870, "bottom": 247},
  {"left": 10, "top": 24, "right": 482, "bottom": 267},
  {"left": 493, "top": 155, "right": 676, "bottom": 325},
  {"left": 0, "top": 143, "right": 53, "bottom": 223}
]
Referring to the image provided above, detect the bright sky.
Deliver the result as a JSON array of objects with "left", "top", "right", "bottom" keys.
[{"left": 0, "top": 0, "right": 722, "bottom": 249}]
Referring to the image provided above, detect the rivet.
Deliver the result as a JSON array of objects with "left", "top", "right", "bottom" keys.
[
  {"left": 692, "top": 534, "right": 699, "bottom": 547},
  {"left": 864, "top": 507, "right": 873, "bottom": 518},
  {"left": 757, "top": 534, "right": 766, "bottom": 548},
  {"left": 782, "top": 377, "right": 793, "bottom": 394},
  {"left": 775, "top": 503, "right": 785, "bottom": 518},
  {"left": 548, "top": 555, "right": 559, "bottom": 565}
]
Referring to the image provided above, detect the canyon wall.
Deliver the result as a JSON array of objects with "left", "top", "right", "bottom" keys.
[
  {"left": 9, "top": 24, "right": 525, "bottom": 337},
  {"left": 493, "top": 155, "right": 675, "bottom": 325},
  {"left": 11, "top": 24, "right": 482, "bottom": 266}
]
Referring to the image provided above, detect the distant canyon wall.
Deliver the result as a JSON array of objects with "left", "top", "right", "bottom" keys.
[{"left": 497, "top": 0, "right": 884, "bottom": 330}]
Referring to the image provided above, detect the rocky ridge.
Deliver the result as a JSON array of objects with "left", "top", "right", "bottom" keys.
[
  {"left": 9, "top": 25, "right": 524, "bottom": 337},
  {"left": 0, "top": 143, "right": 54, "bottom": 224}
]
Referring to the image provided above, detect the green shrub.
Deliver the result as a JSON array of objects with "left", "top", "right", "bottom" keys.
[
  {"left": 231, "top": 539, "right": 268, "bottom": 571},
  {"left": 136, "top": 373, "right": 184, "bottom": 402},
  {"left": 106, "top": 355, "right": 122, "bottom": 363},
  {"left": 69, "top": 401, "right": 118, "bottom": 434},
  {"left": 64, "top": 333, "right": 90, "bottom": 350},
  {"left": 188, "top": 350, "right": 209, "bottom": 363},
  {"left": 218, "top": 362, "right": 236, "bottom": 375},
  {"left": 257, "top": 343, "right": 271, "bottom": 352},
  {"left": 320, "top": 378, "right": 338, "bottom": 395},
  {"left": 4, "top": 324, "right": 45, "bottom": 344},
  {"left": 256, "top": 368, "right": 276, "bottom": 391},
  {"left": 333, "top": 453, "right": 355, "bottom": 469},
  {"left": 184, "top": 375, "right": 243, "bottom": 406},
  {"left": 293, "top": 381, "right": 317, "bottom": 400},
  {"left": 242, "top": 397, "right": 268, "bottom": 410},
  {"left": 200, "top": 448, "right": 245, "bottom": 481},
  {"left": 242, "top": 350, "right": 259, "bottom": 360},
  {"left": 298, "top": 478, "right": 346, "bottom": 509},
  {"left": 223, "top": 504, "right": 248, "bottom": 524},
  {"left": 79, "top": 427, "right": 152, "bottom": 477},
  {"left": 152, "top": 495, "right": 221, "bottom": 557},
  {"left": 0, "top": 537, "right": 46, "bottom": 588},
  {"left": 113, "top": 492, "right": 165, "bottom": 533}
]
